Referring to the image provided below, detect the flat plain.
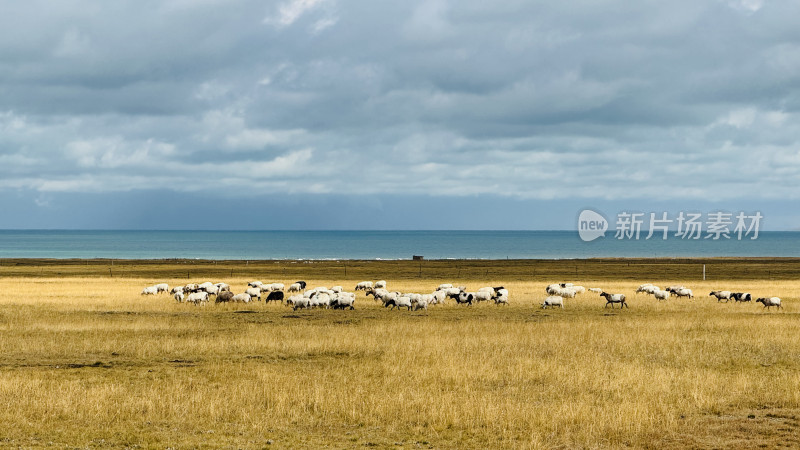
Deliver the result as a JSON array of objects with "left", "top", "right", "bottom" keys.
[{"left": 0, "top": 258, "right": 798, "bottom": 448}]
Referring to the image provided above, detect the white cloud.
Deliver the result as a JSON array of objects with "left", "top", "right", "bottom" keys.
[{"left": 266, "top": 0, "right": 331, "bottom": 27}]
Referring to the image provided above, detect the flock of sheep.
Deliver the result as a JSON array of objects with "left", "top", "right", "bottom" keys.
[
  {"left": 541, "top": 282, "right": 783, "bottom": 310},
  {"left": 140, "top": 279, "right": 509, "bottom": 311},
  {"left": 141, "top": 279, "right": 785, "bottom": 311}
]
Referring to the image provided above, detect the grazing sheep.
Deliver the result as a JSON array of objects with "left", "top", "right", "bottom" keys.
[
  {"left": 332, "top": 293, "right": 356, "bottom": 310},
  {"left": 186, "top": 292, "right": 209, "bottom": 305},
  {"left": 313, "top": 293, "right": 331, "bottom": 309},
  {"left": 600, "top": 292, "right": 628, "bottom": 308},
  {"left": 331, "top": 286, "right": 343, "bottom": 293},
  {"left": 673, "top": 288, "right": 693, "bottom": 299},
  {"left": 291, "top": 296, "right": 310, "bottom": 310},
  {"left": 375, "top": 280, "right": 387, "bottom": 289},
  {"left": 756, "top": 297, "right": 782, "bottom": 310},
  {"left": 710, "top": 290, "right": 732, "bottom": 302},
  {"left": 198, "top": 282, "right": 214, "bottom": 291},
  {"left": 232, "top": 293, "right": 251, "bottom": 303},
  {"left": 265, "top": 291, "right": 284, "bottom": 304},
  {"left": 270, "top": 283, "right": 285, "bottom": 292},
  {"left": 170, "top": 286, "right": 184, "bottom": 295},
  {"left": 286, "top": 294, "right": 302, "bottom": 307},
  {"left": 653, "top": 290, "right": 669, "bottom": 301},
  {"left": 248, "top": 281, "right": 263, "bottom": 288},
  {"left": 245, "top": 287, "right": 261, "bottom": 301},
  {"left": 155, "top": 283, "right": 169, "bottom": 293},
  {"left": 542, "top": 295, "right": 564, "bottom": 309},
  {"left": 184, "top": 283, "right": 198, "bottom": 292},
  {"left": 494, "top": 295, "right": 509, "bottom": 306},
  {"left": 216, "top": 290, "right": 234, "bottom": 303},
  {"left": 588, "top": 288, "right": 603, "bottom": 293},
  {"left": 141, "top": 286, "right": 158, "bottom": 295},
  {"left": 204, "top": 284, "right": 220, "bottom": 296},
  {"left": 288, "top": 283, "right": 303, "bottom": 293},
  {"left": 173, "top": 292, "right": 184, "bottom": 303},
  {"left": 295, "top": 281, "right": 307, "bottom": 289},
  {"left": 546, "top": 284, "right": 561, "bottom": 295},
  {"left": 355, "top": 281, "right": 374, "bottom": 291},
  {"left": 437, "top": 283, "right": 453, "bottom": 291},
  {"left": 215, "top": 283, "right": 230, "bottom": 292}
]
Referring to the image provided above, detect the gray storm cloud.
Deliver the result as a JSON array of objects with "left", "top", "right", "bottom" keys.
[{"left": 1, "top": 0, "right": 799, "bottom": 205}]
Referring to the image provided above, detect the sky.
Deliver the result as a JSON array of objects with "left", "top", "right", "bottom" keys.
[{"left": 2, "top": 0, "right": 800, "bottom": 230}]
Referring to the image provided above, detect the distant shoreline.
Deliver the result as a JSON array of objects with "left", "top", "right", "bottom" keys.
[{"left": 2, "top": 257, "right": 800, "bottom": 281}]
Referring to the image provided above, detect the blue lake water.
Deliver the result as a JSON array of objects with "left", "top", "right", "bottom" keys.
[{"left": 0, "top": 230, "right": 797, "bottom": 260}]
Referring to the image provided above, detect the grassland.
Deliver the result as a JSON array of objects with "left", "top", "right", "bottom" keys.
[{"left": 0, "top": 258, "right": 799, "bottom": 448}]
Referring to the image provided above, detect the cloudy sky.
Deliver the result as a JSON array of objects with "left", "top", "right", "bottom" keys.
[{"left": 2, "top": 0, "right": 800, "bottom": 229}]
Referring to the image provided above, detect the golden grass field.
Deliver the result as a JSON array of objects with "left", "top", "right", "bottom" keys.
[{"left": 0, "top": 259, "right": 799, "bottom": 448}]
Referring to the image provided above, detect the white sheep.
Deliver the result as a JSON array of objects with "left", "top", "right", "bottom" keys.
[
  {"left": 248, "top": 281, "right": 263, "bottom": 288},
  {"left": 557, "top": 287, "right": 577, "bottom": 298},
  {"left": 314, "top": 292, "right": 332, "bottom": 309},
  {"left": 394, "top": 296, "right": 413, "bottom": 311},
  {"left": 204, "top": 285, "right": 220, "bottom": 296},
  {"left": 331, "top": 286, "right": 343, "bottom": 293},
  {"left": 286, "top": 294, "right": 303, "bottom": 307},
  {"left": 141, "top": 286, "right": 158, "bottom": 295},
  {"left": 756, "top": 297, "right": 782, "bottom": 310},
  {"left": 332, "top": 293, "right": 355, "bottom": 310},
  {"left": 673, "top": 288, "right": 693, "bottom": 299},
  {"left": 431, "top": 290, "right": 446, "bottom": 305},
  {"left": 173, "top": 292, "right": 184, "bottom": 303},
  {"left": 186, "top": 292, "right": 209, "bottom": 305},
  {"left": 542, "top": 295, "right": 564, "bottom": 309},
  {"left": 474, "top": 291, "right": 493, "bottom": 303},
  {"left": 437, "top": 283, "right": 453, "bottom": 290},
  {"left": 600, "top": 292, "right": 627, "bottom": 308},
  {"left": 245, "top": 287, "right": 261, "bottom": 301},
  {"left": 288, "top": 283, "right": 303, "bottom": 293},
  {"left": 170, "top": 286, "right": 184, "bottom": 295},
  {"left": 375, "top": 280, "right": 387, "bottom": 289},
  {"left": 494, "top": 295, "right": 509, "bottom": 306},
  {"left": 291, "top": 296, "right": 310, "bottom": 310},
  {"left": 653, "top": 290, "right": 669, "bottom": 301},
  {"left": 588, "top": 288, "right": 602, "bottom": 293},
  {"left": 155, "top": 283, "right": 169, "bottom": 293},
  {"left": 232, "top": 293, "right": 251, "bottom": 303},
  {"left": 709, "top": 290, "right": 732, "bottom": 302},
  {"left": 270, "top": 283, "right": 285, "bottom": 292},
  {"left": 215, "top": 282, "right": 230, "bottom": 291},
  {"left": 413, "top": 297, "right": 428, "bottom": 311},
  {"left": 355, "top": 281, "right": 373, "bottom": 291}
]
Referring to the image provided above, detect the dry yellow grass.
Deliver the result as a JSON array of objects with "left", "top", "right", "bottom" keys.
[{"left": 0, "top": 267, "right": 799, "bottom": 448}]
